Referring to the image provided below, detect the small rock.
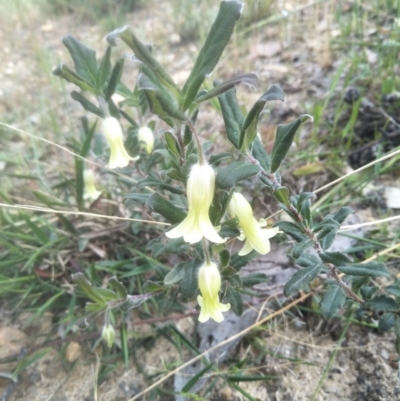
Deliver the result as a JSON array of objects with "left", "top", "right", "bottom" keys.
[{"left": 65, "top": 341, "right": 81, "bottom": 362}]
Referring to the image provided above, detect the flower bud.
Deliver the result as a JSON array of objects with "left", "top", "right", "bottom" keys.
[
  {"left": 101, "top": 323, "right": 115, "bottom": 348},
  {"left": 138, "top": 126, "right": 154, "bottom": 154},
  {"left": 101, "top": 117, "right": 137, "bottom": 169},
  {"left": 166, "top": 162, "right": 225, "bottom": 244},
  {"left": 83, "top": 169, "right": 102, "bottom": 201},
  {"left": 197, "top": 261, "right": 230, "bottom": 323},
  {"left": 228, "top": 192, "right": 279, "bottom": 255}
]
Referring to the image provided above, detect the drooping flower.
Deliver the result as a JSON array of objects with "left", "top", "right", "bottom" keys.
[
  {"left": 166, "top": 162, "right": 225, "bottom": 244},
  {"left": 101, "top": 117, "right": 138, "bottom": 169},
  {"left": 101, "top": 323, "right": 115, "bottom": 348},
  {"left": 137, "top": 126, "right": 154, "bottom": 154},
  {"left": 197, "top": 261, "right": 230, "bottom": 323},
  {"left": 228, "top": 192, "right": 279, "bottom": 256},
  {"left": 83, "top": 169, "right": 102, "bottom": 201}
]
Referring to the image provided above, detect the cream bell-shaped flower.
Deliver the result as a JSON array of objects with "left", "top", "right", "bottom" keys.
[
  {"left": 166, "top": 162, "right": 225, "bottom": 244},
  {"left": 83, "top": 169, "right": 102, "bottom": 201},
  {"left": 228, "top": 192, "right": 279, "bottom": 256},
  {"left": 197, "top": 261, "right": 230, "bottom": 323},
  {"left": 138, "top": 126, "right": 154, "bottom": 154},
  {"left": 102, "top": 117, "right": 138, "bottom": 169}
]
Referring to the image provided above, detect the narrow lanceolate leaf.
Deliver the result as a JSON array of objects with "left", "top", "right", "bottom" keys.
[
  {"left": 72, "top": 273, "right": 106, "bottom": 305},
  {"left": 97, "top": 46, "right": 112, "bottom": 90},
  {"left": 239, "top": 85, "right": 285, "bottom": 150},
  {"left": 386, "top": 281, "right": 400, "bottom": 298},
  {"left": 273, "top": 186, "right": 290, "bottom": 206},
  {"left": 218, "top": 88, "right": 245, "bottom": 149},
  {"left": 105, "top": 58, "right": 125, "bottom": 101},
  {"left": 53, "top": 64, "right": 97, "bottom": 94},
  {"left": 107, "top": 26, "right": 181, "bottom": 98},
  {"left": 71, "top": 91, "right": 105, "bottom": 118},
  {"left": 216, "top": 161, "right": 260, "bottom": 189},
  {"left": 320, "top": 284, "right": 346, "bottom": 319},
  {"left": 270, "top": 114, "right": 313, "bottom": 173},
  {"left": 227, "top": 287, "right": 243, "bottom": 316},
  {"left": 252, "top": 136, "right": 271, "bottom": 172},
  {"left": 320, "top": 251, "right": 352, "bottom": 267},
  {"left": 292, "top": 238, "right": 314, "bottom": 259},
  {"left": 195, "top": 73, "right": 259, "bottom": 103},
  {"left": 337, "top": 261, "right": 391, "bottom": 278},
  {"left": 333, "top": 206, "right": 354, "bottom": 224},
  {"left": 145, "top": 193, "right": 186, "bottom": 224},
  {"left": 62, "top": 35, "right": 99, "bottom": 87},
  {"left": 274, "top": 221, "right": 308, "bottom": 242},
  {"left": 180, "top": 259, "right": 201, "bottom": 299},
  {"left": 283, "top": 263, "right": 322, "bottom": 297},
  {"left": 108, "top": 277, "right": 128, "bottom": 300},
  {"left": 138, "top": 68, "right": 187, "bottom": 125},
  {"left": 181, "top": 1, "right": 243, "bottom": 110},
  {"left": 164, "top": 263, "right": 186, "bottom": 285}
]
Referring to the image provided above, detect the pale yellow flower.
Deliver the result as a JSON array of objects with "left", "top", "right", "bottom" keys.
[
  {"left": 101, "top": 117, "right": 138, "bottom": 169},
  {"left": 197, "top": 261, "right": 230, "bottom": 323},
  {"left": 83, "top": 169, "right": 102, "bottom": 201},
  {"left": 101, "top": 323, "right": 115, "bottom": 348},
  {"left": 138, "top": 126, "right": 154, "bottom": 154},
  {"left": 228, "top": 192, "right": 279, "bottom": 256},
  {"left": 166, "top": 162, "right": 225, "bottom": 244}
]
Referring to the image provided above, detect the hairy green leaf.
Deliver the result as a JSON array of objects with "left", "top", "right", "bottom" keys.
[{"left": 284, "top": 263, "right": 322, "bottom": 297}]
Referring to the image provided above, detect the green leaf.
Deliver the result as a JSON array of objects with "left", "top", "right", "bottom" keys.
[
  {"left": 107, "top": 26, "right": 181, "bottom": 98},
  {"left": 137, "top": 175, "right": 185, "bottom": 195},
  {"left": 145, "top": 193, "right": 186, "bottom": 224},
  {"left": 143, "top": 280, "right": 163, "bottom": 292},
  {"left": 365, "top": 295, "right": 398, "bottom": 312},
  {"left": 274, "top": 221, "right": 308, "bottom": 242},
  {"left": 320, "top": 251, "right": 352, "bottom": 267},
  {"left": 216, "top": 161, "right": 260, "bottom": 189},
  {"left": 320, "top": 284, "right": 346, "bottom": 319},
  {"left": 241, "top": 273, "right": 268, "bottom": 287},
  {"left": 292, "top": 239, "right": 314, "bottom": 259},
  {"left": 296, "top": 192, "right": 314, "bottom": 226},
  {"left": 270, "top": 114, "right": 313, "bottom": 173},
  {"left": 227, "top": 287, "right": 243, "bottom": 316},
  {"left": 379, "top": 313, "right": 395, "bottom": 332},
  {"left": 164, "top": 131, "right": 181, "bottom": 157},
  {"left": 181, "top": 362, "right": 215, "bottom": 393},
  {"left": 181, "top": 259, "right": 201, "bottom": 299},
  {"left": 332, "top": 206, "right": 354, "bottom": 224},
  {"left": 108, "top": 277, "right": 128, "bottom": 300},
  {"left": 181, "top": 0, "right": 243, "bottom": 110},
  {"left": 164, "top": 263, "right": 186, "bottom": 285},
  {"left": 53, "top": 64, "right": 97, "bottom": 94},
  {"left": 252, "top": 136, "right": 271, "bottom": 172},
  {"left": 97, "top": 46, "right": 112, "bottom": 90},
  {"left": 230, "top": 250, "right": 258, "bottom": 271},
  {"left": 360, "top": 285, "right": 377, "bottom": 300},
  {"left": 105, "top": 58, "right": 125, "bottom": 101},
  {"left": 386, "top": 281, "right": 400, "bottom": 298},
  {"left": 283, "top": 263, "right": 322, "bottom": 297},
  {"left": 218, "top": 87, "right": 245, "bottom": 149},
  {"left": 239, "top": 85, "right": 285, "bottom": 149},
  {"left": 273, "top": 186, "right": 290, "bottom": 205},
  {"left": 338, "top": 261, "right": 391, "bottom": 277},
  {"left": 196, "top": 73, "right": 258, "bottom": 103},
  {"left": 72, "top": 273, "right": 106, "bottom": 305},
  {"left": 150, "top": 237, "right": 188, "bottom": 259},
  {"left": 219, "top": 249, "right": 231, "bottom": 267},
  {"left": 71, "top": 91, "right": 105, "bottom": 118},
  {"left": 62, "top": 34, "right": 98, "bottom": 86},
  {"left": 138, "top": 68, "right": 187, "bottom": 125}
]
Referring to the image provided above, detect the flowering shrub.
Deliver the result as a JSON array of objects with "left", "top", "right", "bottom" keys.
[{"left": 54, "top": 0, "right": 398, "bottom": 354}]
